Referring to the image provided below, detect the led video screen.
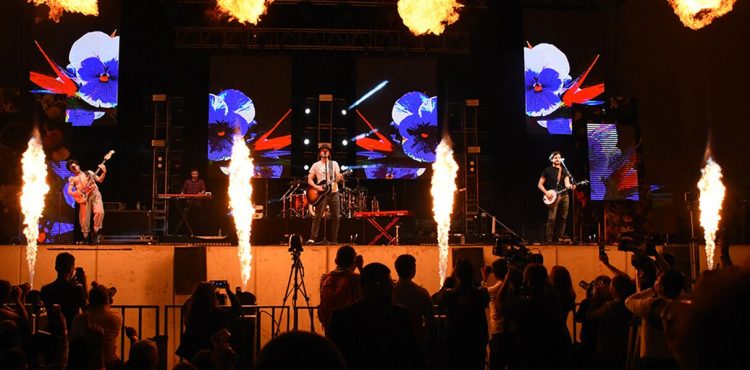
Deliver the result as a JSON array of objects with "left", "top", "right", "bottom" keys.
[
  {"left": 586, "top": 124, "right": 639, "bottom": 201},
  {"left": 523, "top": 10, "right": 606, "bottom": 135},
  {"left": 208, "top": 56, "right": 292, "bottom": 178},
  {"left": 354, "top": 57, "right": 437, "bottom": 179},
  {"left": 29, "top": 9, "right": 120, "bottom": 127}
]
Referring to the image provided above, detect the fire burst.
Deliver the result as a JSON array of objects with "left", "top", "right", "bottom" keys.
[
  {"left": 228, "top": 134, "right": 254, "bottom": 287},
  {"left": 697, "top": 157, "right": 725, "bottom": 270},
  {"left": 431, "top": 137, "right": 458, "bottom": 285},
  {"left": 216, "top": 0, "right": 274, "bottom": 25},
  {"left": 28, "top": 0, "right": 99, "bottom": 23},
  {"left": 21, "top": 132, "right": 50, "bottom": 286},
  {"left": 398, "top": 0, "right": 463, "bottom": 36},
  {"left": 668, "top": 0, "right": 736, "bottom": 30}
]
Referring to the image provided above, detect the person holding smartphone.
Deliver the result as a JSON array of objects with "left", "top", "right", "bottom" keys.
[{"left": 176, "top": 281, "right": 240, "bottom": 360}]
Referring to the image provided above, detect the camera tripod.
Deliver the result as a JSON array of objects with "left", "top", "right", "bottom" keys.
[{"left": 281, "top": 247, "right": 314, "bottom": 331}]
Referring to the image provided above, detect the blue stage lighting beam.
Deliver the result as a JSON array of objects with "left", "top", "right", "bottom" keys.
[{"left": 349, "top": 80, "right": 389, "bottom": 109}]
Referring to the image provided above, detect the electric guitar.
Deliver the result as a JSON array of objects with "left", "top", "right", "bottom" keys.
[
  {"left": 70, "top": 150, "right": 115, "bottom": 204},
  {"left": 306, "top": 169, "right": 352, "bottom": 207},
  {"left": 543, "top": 180, "right": 589, "bottom": 205}
]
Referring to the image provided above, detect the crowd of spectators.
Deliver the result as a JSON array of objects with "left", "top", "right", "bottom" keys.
[{"left": 2, "top": 245, "right": 749, "bottom": 370}]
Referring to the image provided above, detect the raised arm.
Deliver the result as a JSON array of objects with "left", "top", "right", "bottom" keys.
[{"left": 95, "top": 164, "right": 107, "bottom": 183}]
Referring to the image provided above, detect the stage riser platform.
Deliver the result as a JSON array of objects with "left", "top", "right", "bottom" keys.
[{"left": 2, "top": 244, "right": 748, "bottom": 307}]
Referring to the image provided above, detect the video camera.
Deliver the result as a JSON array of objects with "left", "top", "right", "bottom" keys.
[{"left": 492, "top": 234, "right": 543, "bottom": 270}]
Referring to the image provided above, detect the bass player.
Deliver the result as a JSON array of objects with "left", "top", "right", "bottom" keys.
[
  {"left": 307, "top": 144, "right": 343, "bottom": 244},
  {"left": 67, "top": 159, "right": 107, "bottom": 244},
  {"left": 538, "top": 151, "right": 575, "bottom": 244}
]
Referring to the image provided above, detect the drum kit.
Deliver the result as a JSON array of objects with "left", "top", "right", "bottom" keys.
[{"left": 281, "top": 178, "right": 370, "bottom": 219}]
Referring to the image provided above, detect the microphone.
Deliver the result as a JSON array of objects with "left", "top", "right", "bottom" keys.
[{"left": 560, "top": 158, "right": 565, "bottom": 161}]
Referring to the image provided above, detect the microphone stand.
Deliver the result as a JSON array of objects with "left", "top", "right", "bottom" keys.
[{"left": 560, "top": 159, "right": 579, "bottom": 244}]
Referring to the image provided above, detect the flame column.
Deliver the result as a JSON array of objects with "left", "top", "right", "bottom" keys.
[
  {"left": 431, "top": 137, "right": 459, "bottom": 286},
  {"left": 228, "top": 134, "right": 254, "bottom": 288},
  {"left": 21, "top": 132, "right": 50, "bottom": 286}
]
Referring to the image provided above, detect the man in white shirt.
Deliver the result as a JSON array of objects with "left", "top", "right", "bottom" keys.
[{"left": 307, "top": 145, "right": 343, "bottom": 244}]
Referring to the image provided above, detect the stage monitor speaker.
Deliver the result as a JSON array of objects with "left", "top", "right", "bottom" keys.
[
  {"left": 452, "top": 247, "right": 486, "bottom": 283},
  {"left": 174, "top": 247, "right": 207, "bottom": 295},
  {"left": 99, "top": 210, "right": 153, "bottom": 236}
]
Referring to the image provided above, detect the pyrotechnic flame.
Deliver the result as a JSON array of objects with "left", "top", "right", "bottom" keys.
[
  {"left": 216, "top": 0, "right": 274, "bottom": 25},
  {"left": 228, "top": 134, "right": 254, "bottom": 287},
  {"left": 28, "top": 0, "right": 99, "bottom": 23},
  {"left": 398, "top": 0, "right": 463, "bottom": 36},
  {"left": 21, "top": 132, "right": 50, "bottom": 286},
  {"left": 431, "top": 137, "right": 459, "bottom": 285},
  {"left": 697, "top": 157, "right": 725, "bottom": 270},
  {"left": 668, "top": 0, "right": 736, "bottom": 30}
]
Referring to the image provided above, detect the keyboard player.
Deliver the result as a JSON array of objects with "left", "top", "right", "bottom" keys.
[{"left": 181, "top": 168, "right": 207, "bottom": 234}]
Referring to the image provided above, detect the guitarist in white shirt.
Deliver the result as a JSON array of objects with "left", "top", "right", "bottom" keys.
[
  {"left": 307, "top": 144, "right": 343, "bottom": 244},
  {"left": 537, "top": 151, "right": 574, "bottom": 244},
  {"left": 66, "top": 159, "right": 107, "bottom": 244}
]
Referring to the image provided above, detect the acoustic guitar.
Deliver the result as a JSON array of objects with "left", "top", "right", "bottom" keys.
[
  {"left": 306, "top": 169, "right": 352, "bottom": 207},
  {"left": 70, "top": 150, "right": 115, "bottom": 204}
]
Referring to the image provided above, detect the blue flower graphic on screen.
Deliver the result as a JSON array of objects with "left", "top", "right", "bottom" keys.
[
  {"left": 66, "top": 109, "right": 105, "bottom": 127},
  {"left": 365, "top": 165, "right": 426, "bottom": 179},
  {"left": 392, "top": 92, "right": 438, "bottom": 163},
  {"left": 208, "top": 89, "right": 256, "bottom": 162},
  {"left": 68, "top": 31, "right": 120, "bottom": 108},
  {"left": 524, "top": 43, "right": 570, "bottom": 117}
]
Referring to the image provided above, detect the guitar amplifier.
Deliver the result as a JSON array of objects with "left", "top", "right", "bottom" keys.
[
  {"left": 99, "top": 210, "right": 153, "bottom": 236},
  {"left": 103, "top": 202, "right": 126, "bottom": 211}
]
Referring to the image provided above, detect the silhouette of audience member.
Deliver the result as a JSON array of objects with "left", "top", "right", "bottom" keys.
[
  {"left": 550, "top": 265, "right": 576, "bottom": 323},
  {"left": 41, "top": 253, "right": 87, "bottom": 334},
  {"left": 442, "top": 259, "right": 489, "bottom": 370},
  {"left": 69, "top": 282, "right": 123, "bottom": 369},
  {"left": 482, "top": 259, "right": 510, "bottom": 370},
  {"left": 190, "top": 350, "right": 220, "bottom": 370},
  {"left": 625, "top": 270, "right": 684, "bottom": 370},
  {"left": 663, "top": 267, "right": 749, "bottom": 370},
  {"left": 126, "top": 340, "right": 158, "bottom": 370},
  {"left": 0, "top": 281, "right": 29, "bottom": 325},
  {"left": 393, "top": 254, "right": 435, "bottom": 362},
  {"left": 254, "top": 331, "right": 347, "bottom": 370},
  {"left": 575, "top": 275, "right": 611, "bottom": 370},
  {"left": 586, "top": 274, "right": 635, "bottom": 370},
  {"left": 177, "top": 282, "right": 240, "bottom": 360},
  {"left": 503, "top": 263, "right": 569, "bottom": 370},
  {"left": 318, "top": 245, "right": 363, "bottom": 331},
  {"left": 172, "top": 363, "right": 198, "bottom": 370},
  {"left": 327, "top": 262, "right": 419, "bottom": 370},
  {"left": 0, "top": 347, "right": 26, "bottom": 370}
]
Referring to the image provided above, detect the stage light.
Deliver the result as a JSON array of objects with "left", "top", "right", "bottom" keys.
[
  {"left": 304, "top": 165, "right": 310, "bottom": 170},
  {"left": 349, "top": 80, "right": 389, "bottom": 109},
  {"left": 340, "top": 109, "right": 347, "bottom": 116},
  {"left": 341, "top": 139, "right": 348, "bottom": 146},
  {"left": 304, "top": 108, "right": 311, "bottom": 115},
  {"left": 303, "top": 138, "right": 310, "bottom": 145}
]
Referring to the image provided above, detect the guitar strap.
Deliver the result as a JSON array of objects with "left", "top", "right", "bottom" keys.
[{"left": 556, "top": 167, "right": 562, "bottom": 190}]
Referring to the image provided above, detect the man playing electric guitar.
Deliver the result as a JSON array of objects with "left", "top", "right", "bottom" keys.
[
  {"left": 67, "top": 159, "right": 107, "bottom": 244},
  {"left": 307, "top": 144, "right": 344, "bottom": 244},
  {"left": 538, "top": 151, "right": 575, "bottom": 244}
]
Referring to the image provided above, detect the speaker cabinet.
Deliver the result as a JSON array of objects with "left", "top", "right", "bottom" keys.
[{"left": 173, "top": 247, "right": 207, "bottom": 295}]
